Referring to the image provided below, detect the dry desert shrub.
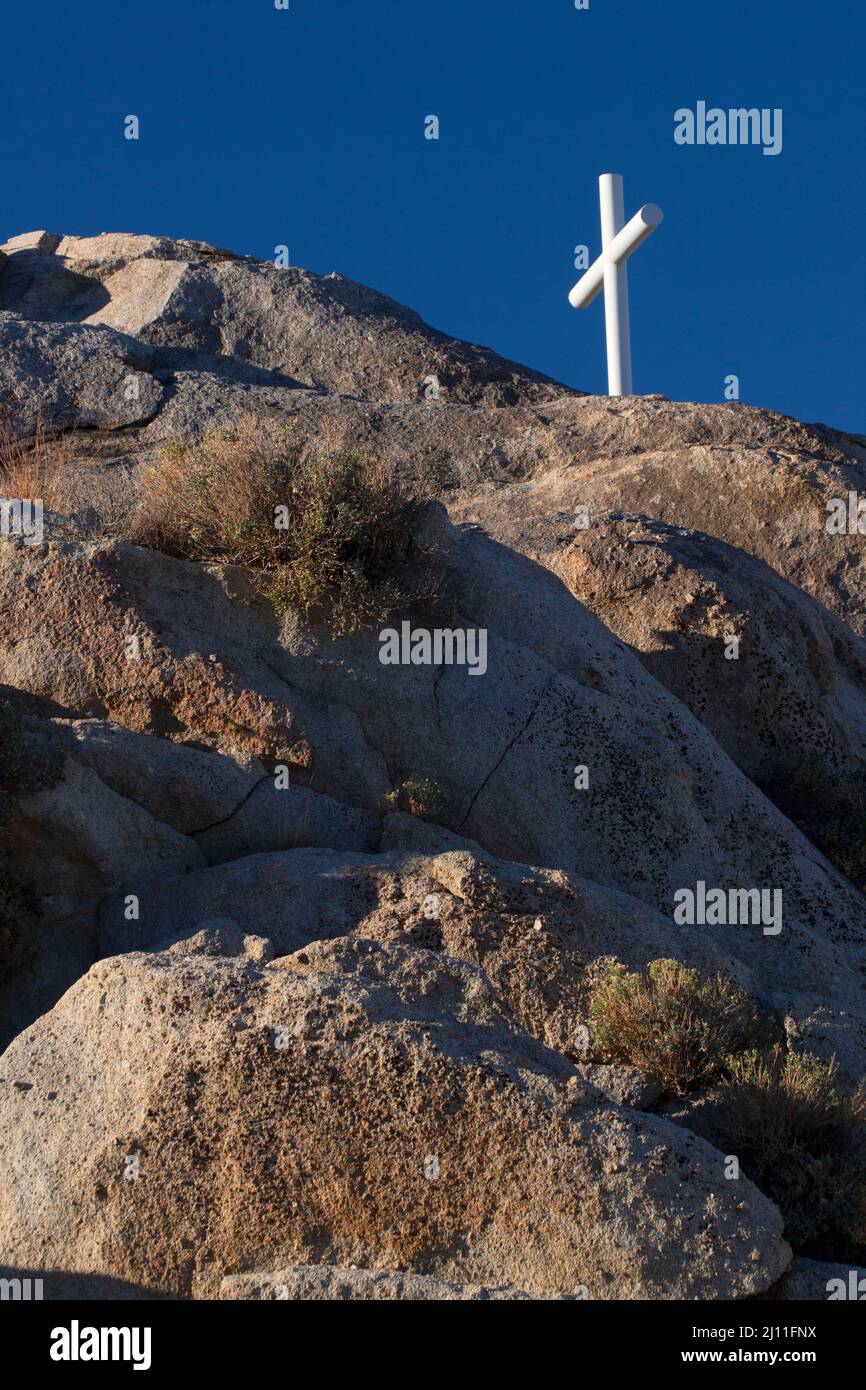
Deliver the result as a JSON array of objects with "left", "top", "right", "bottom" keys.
[
  {"left": 131, "top": 414, "right": 447, "bottom": 636},
  {"left": 699, "top": 1047, "right": 866, "bottom": 1260},
  {"left": 588, "top": 957, "right": 776, "bottom": 1095},
  {"left": 589, "top": 957, "right": 866, "bottom": 1258}
]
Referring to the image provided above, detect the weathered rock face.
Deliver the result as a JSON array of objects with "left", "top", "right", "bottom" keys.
[
  {"left": 1, "top": 512, "right": 864, "bottom": 1054},
  {"left": 0, "top": 312, "right": 162, "bottom": 436},
  {"left": 42, "top": 717, "right": 379, "bottom": 862},
  {"left": 11, "top": 757, "right": 204, "bottom": 899},
  {"left": 4, "top": 229, "right": 864, "bottom": 645},
  {"left": 559, "top": 514, "right": 866, "bottom": 805},
  {"left": 0, "top": 938, "right": 791, "bottom": 1300},
  {"left": 0, "top": 232, "right": 569, "bottom": 407},
  {"left": 96, "top": 843, "right": 637, "bottom": 1060},
  {"left": 451, "top": 395, "right": 866, "bottom": 636},
  {"left": 3, "top": 502, "right": 866, "bottom": 1074},
  {"left": 47, "top": 718, "right": 263, "bottom": 837},
  {"left": 2, "top": 227, "right": 866, "bottom": 1300},
  {"left": 0, "top": 738, "right": 205, "bottom": 1047},
  {"left": 94, "top": 832, "right": 866, "bottom": 1081}
]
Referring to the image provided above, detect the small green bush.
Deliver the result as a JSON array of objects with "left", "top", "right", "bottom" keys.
[
  {"left": 384, "top": 777, "right": 447, "bottom": 822},
  {"left": 132, "top": 415, "right": 445, "bottom": 638},
  {"left": 699, "top": 1047, "right": 866, "bottom": 1260},
  {"left": 418, "top": 444, "right": 458, "bottom": 495},
  {"left": 588, "top": 958, "right": 776, "bottom": 1095}
]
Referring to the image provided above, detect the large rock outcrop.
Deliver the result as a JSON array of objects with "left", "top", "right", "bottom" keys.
[
  {"left": 0, "top": 935, "right": 791, "bottom": 1300},
  {"left": 2, "top": 227, "right": 865, "bottom": 1300},
  {"left": 0, "top": 231, "right": 568, "bottom": 407},
  {"left": 3, "top": 498, "right": 866, "bottom": 1072}
]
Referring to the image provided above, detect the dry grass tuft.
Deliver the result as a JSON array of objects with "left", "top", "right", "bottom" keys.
[{"left": 0, "top": 417, "right": 74, "bottom": 511}]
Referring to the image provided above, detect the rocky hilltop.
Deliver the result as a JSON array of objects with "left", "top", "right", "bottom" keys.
[{"left": 1, "top": 230, "right": 865, "bottom": 1301}]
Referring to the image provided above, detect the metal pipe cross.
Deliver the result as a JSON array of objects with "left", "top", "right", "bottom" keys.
[{"left": 568, "top": 173, "right": 663, "bottom": 396}]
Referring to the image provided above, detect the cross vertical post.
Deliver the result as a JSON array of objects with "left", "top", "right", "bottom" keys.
[{"left": 599, "top": 173, "right": 631, "bottom": 396}]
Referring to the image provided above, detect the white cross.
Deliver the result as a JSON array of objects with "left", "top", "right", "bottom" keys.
[{"left": 568, "top": 173, "right": 663, "bottom": 396}]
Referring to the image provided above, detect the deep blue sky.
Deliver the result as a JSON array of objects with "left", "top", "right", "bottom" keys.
[{"left": 2, "top": 0, "right": 863, "bottom": 431}]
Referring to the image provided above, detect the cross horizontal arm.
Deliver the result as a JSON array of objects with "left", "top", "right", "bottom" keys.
[{"left": 568, "top": 202, "right": 663, "bottom": 309}]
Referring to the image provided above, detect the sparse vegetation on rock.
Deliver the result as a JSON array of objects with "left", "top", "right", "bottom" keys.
[
  {"left": 590, "top": 957, "right": 866, "bottom": 1261},
  {"left": 384, "top": 777, "right": 447, "bottom": 821},
  {"left": 0, "top": 415, "right": 72, "bottom": 508},
  {"left": 132, "top": 415, "right": 444, "bottom": 636},
  {"left": 699, "top": 1048, "right": 866, "bottom": 1262},
  {"left": 588, "top": 958, "right": 776, "bottom": 1095}
]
